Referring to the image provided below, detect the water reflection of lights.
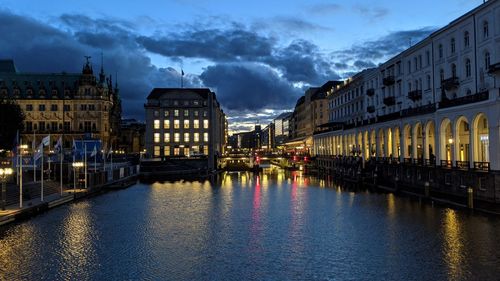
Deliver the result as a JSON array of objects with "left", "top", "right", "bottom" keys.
[
  {"left": 60, "top": 201, "right": 96, "bottom": 279},
  {"left": 387, "top": 193, "right": 396, "bottom": 218},
  {"left": 443, "top": 209, "right": 465, "bottom": 280}
]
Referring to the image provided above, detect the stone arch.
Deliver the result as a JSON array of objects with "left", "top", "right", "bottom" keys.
[
  {"left": 473, "top": 113, "right": 489, "bottom": 163},
  {"left": 425, "top": 120, "right": 436, "bottom": 162},
  {"left": 440, "top": 118, "right": 453, "bottom": 162},
  {"left": 403, "top": 124, "right": 412, "bottom": 158},
  {"left": 455, "top": 116, "right": 470, "bottom": 162}
]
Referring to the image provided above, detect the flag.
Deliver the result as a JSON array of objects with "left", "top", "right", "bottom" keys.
[
  {"left": 181, "top": 69, "right": 184, "bottom": 76},
  {"left": 107, "top": 145, "right": 113, "bottom": 156},
  {"left": 54, "top": 136, "right": 62, "bottom": 153},
  {"left": 41, "top": 135, "right": 50, "bottom": 147},
  {"left": 34, "top": 144, "right": 43, "bottom": 161},
  {"left": 91, "top": 145, "right": 97, "bottom": 157}
]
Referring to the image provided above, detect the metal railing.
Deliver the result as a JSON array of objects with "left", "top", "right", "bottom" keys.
[
  {"left": 473, "top": 161, "right": 490, "bottom": 171},
  {"left": 439, "top": 91, "right": 489, "bottom": 109},
  {"left": 440, "top": 160, "right": 452, "bottom": 168},
  {"left": 455, "top": 161, "right": 470, "bottom": 170}
]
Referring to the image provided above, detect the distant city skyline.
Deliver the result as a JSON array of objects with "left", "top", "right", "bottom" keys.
[{"left": 0, "top": 0, "right": 483, "bottom": 133}]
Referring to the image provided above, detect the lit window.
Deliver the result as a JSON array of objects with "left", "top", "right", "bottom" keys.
[
  {"left": 164, "top": 146, "right": 170, "bottom": 156},
  {"left": 203, "top": 146, "right": 209, "bottom": 155},
  {"left": 193, "top": 120, "right": 200, "bottom": 129},
  {"left": 174, "top": 110, "right": 179, "bottom": 117},
  {"left": 164, "top": 120, "right": 170, "bottom": 129},
  {"left": 203, "top": 119, "right": 209, "bottom": 129},
  {"left": 154, "top": 133, "right": 160, "bottom": 143},
  {"left": 164, "top": 110, "right": 169, "bottom": 117},
  {"left": 174, "top": 133, "right": 180, "bottom": 142},
  {"left": 164, "top": 133, "right": 170, "bottom": 142},
  {"left": 194, "top": 133, "right": 200, "bottom": 142},
  {"left": 174, "top": 148, "right": 180, "bottom": 155},
  {"left": 184, "top": 110, "right": 189, "bottom": 117},
  {"left": 184, "top": 148, "right": 189, "bottom": 156},
  {"left": 203, "top": 110, "right": 207, "bottom": 117},
  {"left": 154, "top": 110, "right": 159, "bottom": 117},
  {"left": 174, "top": 120, "right": 180, "bottom": 129},
  {"left": 184, "top": 120, "right": 190, "bottom": 129},
  {"left": 194, "top": 110, "right": 199, "bottom": 117},
  {"left": 184, "top": 133, "right": 190, "bottom": 142},
  {"left": 203, "top": 132, "right": 209, "bottom": 142},
  {"left": 154, "top": 120, "right": 160, "bottom": 129},
  {"left": 154, "top": 146, "right": 160, "bottom": 156}
]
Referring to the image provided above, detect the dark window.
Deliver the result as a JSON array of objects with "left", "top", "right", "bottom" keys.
[
  {"left": 26, "top": 104, "right": 33, "bottom": 111},
  {"left": 51, "top": 104, "right": 58, "bottom": 111},
  {"left": 38, "top": 104, "right": 45, "bottom": 111},
  {"left": 84, "top": 121, "right": 91, "bottom": 132},
  {"left": 39, "top": 121, "right": 46, "bottom": 131},
  {"left": 26, "top": 122, "right": 32, "bottom": 132},
  {"left": 63, "top": 105, "right": 71, "bottom": 112},
  {"left": 64, "top": 122, "right": 70, "bottom": 132},
  {"left": 51, "top": 122, "right": 58, "bottom": 131},
  {"left": 80, "top": 104, "right": 87, "bottom": 111}
]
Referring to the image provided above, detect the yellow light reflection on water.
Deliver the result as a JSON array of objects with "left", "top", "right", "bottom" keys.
[
  {"left": 443, "top": 209, "right": 464, "bottom": 280},
  {"left": 59, "top": 201, "right": 96, "bottom": 279}
]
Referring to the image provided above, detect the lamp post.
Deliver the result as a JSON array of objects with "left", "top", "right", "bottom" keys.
[{"left": 0, "top": 167, "right": 14, "bottom": 210}]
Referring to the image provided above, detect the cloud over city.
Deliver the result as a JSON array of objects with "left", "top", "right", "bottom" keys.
[{"left": 0, "top": 8, "right": 435, "bottom": 131}]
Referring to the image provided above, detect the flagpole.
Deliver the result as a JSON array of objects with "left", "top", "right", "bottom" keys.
[
  {"left": 48, "top": 134, "right": 51, "bottom": 181},
  {"left": 33, "top": 130, "right": 36, "bottom": 183},
  {"left": 110, "top": 147, "right": 113, "bottom": 180},
  {"left": 19, "top": 139, "right": 23, "bottom": 208},
  {"left": 84, "top": 144, "right": 87, "bottom": 189},
  {"left": 41, "top": 143, "right": 44, "bottom": 202},
  {"left": 60, "top": 140, "right": 63, "bottom": 196}
]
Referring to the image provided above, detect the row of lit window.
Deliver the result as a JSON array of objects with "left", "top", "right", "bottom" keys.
[
  {"left": 24, "top": 104, "right": 104, "bottom": 112},
  {"left": 153, "top": 146, "right": 209, "bottom": 157},
  {"left": 153, "top": 109, "right": 208, "bottom": 118},
  {"left": 153, "top": 119, "right": 209, "bottom": 130},
  {"left": 153, "top": 132, "right": 209, "bottom": 143}
]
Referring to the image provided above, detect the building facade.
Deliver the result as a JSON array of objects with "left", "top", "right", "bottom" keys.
[
  {"left": 314, "top": 0, "right": 500, "bottom": 202},
  {"left": 0, "top": 59, "right": 121, "bottom": 149},
  {"left": 117, "top": 119, "right": 145, "bottom": 154},
  {"left": 144, "top": 88, "right": 226, "bottom": 169}
]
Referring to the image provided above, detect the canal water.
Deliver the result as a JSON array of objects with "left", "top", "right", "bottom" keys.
[{"left": 1, "top": 170, "right": 500, "bottom": 281}]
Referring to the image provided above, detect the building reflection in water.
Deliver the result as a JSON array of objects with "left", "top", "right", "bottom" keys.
[{"left": 442, "top": 209, "right": 465, "bottom": 280}]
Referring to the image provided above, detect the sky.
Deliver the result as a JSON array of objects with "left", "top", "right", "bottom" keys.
[{"left": 0, "top": 0, "right": 483, "bottom": 133}]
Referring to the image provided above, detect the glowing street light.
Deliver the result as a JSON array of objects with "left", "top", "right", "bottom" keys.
[{"left": 0, "top": 167, "right": 14, "bottom": 210}]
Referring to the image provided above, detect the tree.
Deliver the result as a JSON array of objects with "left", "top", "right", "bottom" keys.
[{"left": 0, "top": 99, "right": 24, "bottom": 150}]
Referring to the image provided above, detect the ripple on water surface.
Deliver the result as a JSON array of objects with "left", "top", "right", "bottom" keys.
[{"left": 1, "top": 170, "right": 500, "bottom": 281}]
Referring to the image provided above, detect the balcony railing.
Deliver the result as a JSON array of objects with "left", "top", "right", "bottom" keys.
[
  {"left": 439, "top": 91, "right": 489, "bottom": 109},
  {"left": 382, "top": 76, "right": 395, "bottom": 86},
  {"left": 473, "top": 161, "right": 490, "bottom": 171},
  {"left": 401, "top": 103, "right": 436, "bottom": 118},
  {"left": 440, "top": 160, "right": 452, "bottom": 168},
  {"left": 383, "top": 96, "right": 396, "bottom": 106},
  {"left": 367, "top": 105, "right": 375, "bottom": 113},
  {"left": 424, "top": 159, "right": 435, "bottom": 166},
  {"left": 366, "top": 88, "right": 375, "bottom": 96},
  {"left": 412, "top": 158, "right": 424, "bottom": 166},
  {"left": 408, "top": 89, "right": 422, "bottom": 101},
  {"left": 488, "top": 62, "right": 500, "bottom": 74},
  {"left": 455, "top": 161, "right": 470, "bottom": 170},
  {"left": 441, "top": 77, "right": 460, "bottom": 91}
]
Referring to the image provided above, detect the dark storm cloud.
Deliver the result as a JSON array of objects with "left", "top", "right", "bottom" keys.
[
  {"left": 334, "top": 27, "right": 436, "bottom": 61},
  {"left": 331, "top": 27, "right": 436, "bottom": 76},
  {"left": 266, "top": 39, "right": 340, "bottom": 84},
  {"left": 136, "top": 29, "right": 274, "bottom": 61},
  {"left": 0, "top": 10, "right": 199, "bottom": 119},
  {"left": 200, "top": 63, "right": 301, "bottom": 111}
]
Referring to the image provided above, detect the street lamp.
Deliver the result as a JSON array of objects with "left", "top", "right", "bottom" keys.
[
  {"left": 0, "top": 167, "right": 14, "bottom": 210},
  {"left": 72, "top": 162, "right": 84, "bottom": 191}
]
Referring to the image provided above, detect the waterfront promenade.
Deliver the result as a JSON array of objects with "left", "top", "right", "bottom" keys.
[{"left": 0, "top": 164, "right": 139, "bottom": 226}]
